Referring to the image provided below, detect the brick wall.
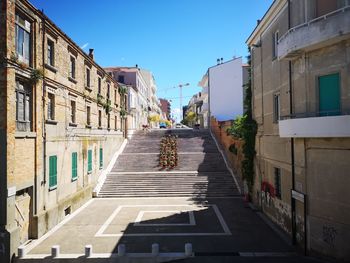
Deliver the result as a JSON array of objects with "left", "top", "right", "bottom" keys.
[{"left": 210, "top": 117, "right": 243, "bottom": 181}]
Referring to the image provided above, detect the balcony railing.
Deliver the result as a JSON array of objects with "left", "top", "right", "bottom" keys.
[
  {"left": 278, "top": 5, "right": 350, "bottom": 59},
  {"left": 279, "top": 111, "right": 350, "bottom": 138}
]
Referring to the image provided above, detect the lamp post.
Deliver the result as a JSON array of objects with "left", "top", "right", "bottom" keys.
[{"left": 178, "top": 83, "right": 190, "bottom": 120}]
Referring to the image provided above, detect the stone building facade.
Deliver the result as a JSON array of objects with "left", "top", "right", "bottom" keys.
[
  {"left": 0, "top": 0, "right": 127, "bottom": 261},
  {"left": 247, "top": 0, "right": 350, "bottom": 260}
]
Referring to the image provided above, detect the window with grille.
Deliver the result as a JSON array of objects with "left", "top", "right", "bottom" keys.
[
  {"left": 47, "top": 93, "right": 55, "bottom": 120},
  {"left": 98, "top": 110, "right": 102, "bottom": 127},
  {"left": 273, "top": 94, "right": 280, "bottom": 123},
  {"left": 86, "top": 106, "right": 91, "bottom": 126},
  {"left": 70, "top": 100, "right": 76, "bottom": 124},
  {"left": 15, "top": 80, "right": 32, "bottom": 132},
  {"left": 86, "top": 68, "right": 91, "bottom": 87},
  {"left": 272, "top": 31, "right": 279, "bottom": 59},
  {"left": 98, "top": 77, "right": 102, "bottom": 95}
]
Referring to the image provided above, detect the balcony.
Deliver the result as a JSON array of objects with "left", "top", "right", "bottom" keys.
[
  {"left": 279, "top": 111, "right": 350, "bottom": 138},
  {"left": 278, "top": 6, "right": 350, "bottom": 60}
]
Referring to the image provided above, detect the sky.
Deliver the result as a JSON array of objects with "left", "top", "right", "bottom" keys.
[{"left": 30, "top": 0, "right": 273, "bottom": 122}]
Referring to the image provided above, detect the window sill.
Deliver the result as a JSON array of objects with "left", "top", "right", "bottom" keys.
[
  {"left": 98, "top": 126, "right": 103, "bottom": 130},
  {"left": 15, "top": 131, "right": 37, "bottom": 138},
  {"left": 86, "top": 125, "right": 92, "bottom": 129},
  {"left": 99, "top": 167, "right": 103, "bottom": 170},
  {"left": 107, "top": 128, "right": 111, "bottom": 131},
  {"left": 71, "top": 177, "right": 78, "bottom": 182},
  {"left": 49, "top": 186, "right": 57, "bottom": 191},
  {"left": 87, "top": 171, "right": 92, "bottom": 174},
  {"left": 46, "top": 120, "right": 58, "bottom": 125},
  {"left": 45, "top": 63, "right": 58, "bottom": 73},
  {"left": 69, "top": 122, "right": 78, "bottom": 127},
  {"left": 68, "top": 77, "right": 77, "bottom": 84},
  {"left": 85, "top": 86, "right": 92, "bottom": 92}
]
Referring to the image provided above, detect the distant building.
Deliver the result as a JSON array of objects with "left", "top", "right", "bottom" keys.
[
  {"left": 105, "top": 66, "right": 153, "bottom": 134},
  {"left": 184, "top": 92, "right": 205, "bottom": 128},
  {"left": 198, "top": 57, "right": 243, "bottom": 126},
  {"left": 159, "top": 99, "right": 171, "bottom": 120},
  {"left": 182, "top": 106, "right": 188, "bottom": 120}
]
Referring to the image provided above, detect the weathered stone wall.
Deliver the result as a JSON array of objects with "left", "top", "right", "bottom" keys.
[{"left": 0, "top": 0, "right": 127, "bottom": 261}]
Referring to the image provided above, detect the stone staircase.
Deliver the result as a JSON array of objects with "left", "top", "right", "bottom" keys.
[{"left": 98, "top": 130, "right": 240, "bottom": 198}]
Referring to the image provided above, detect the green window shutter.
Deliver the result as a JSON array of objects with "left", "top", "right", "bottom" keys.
[
  {"left": 72, "top": 152, "right": 77, "bottom": 180},
  {"left": 319, "top": 73, "right": 340, "bottom": 116},
  {"left": 88, "top": 150, "right": 92, "bottom": 172},
  {"left": 99, "top": 148, "right": 103, "bottom": 169},
  {"left": 49, "top": 155, "right": 57, "bottom": 188}
]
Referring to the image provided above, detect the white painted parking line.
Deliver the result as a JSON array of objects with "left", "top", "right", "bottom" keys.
[{"left": 95, "top": 204, "right": 231, "bottom": 237}]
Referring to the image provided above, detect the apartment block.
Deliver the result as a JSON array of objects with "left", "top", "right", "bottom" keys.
[
  {"left": 0, "top": 0, "right": 127, "bottom": 261},
  {"left": 247, "top": 0, "right": 350, "bottom": 260}
]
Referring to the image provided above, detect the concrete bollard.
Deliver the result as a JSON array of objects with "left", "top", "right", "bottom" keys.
[
  {"left": 85, "top": 245, "right": 92, "bottom": 257},
  {"left": 18, "top": 247, "right": 26, "bottom": 259},
  {"left": 185, "top": 243, "right": 192, "bottom": 257},
  {"left": 51, "top": 245, "right": 60, "bottom": 258},
  {"left": 118, "top": 244, "right": 126, "bottom": 256},
  {"left": 151, "top": 243, "right": 159, "bottom": 256}
]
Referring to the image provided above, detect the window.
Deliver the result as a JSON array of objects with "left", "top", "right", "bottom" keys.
[
  {"left": 107, "top": 113, "right": 110, "bottom": 129},
  {"left": 114, "top": 89, "right": 118, "bottom": 105},
  {"left": 86, "top": 68, "right": 91, "bottom": 88},
  {"left": 118, "top": 75, "right": 124, "bottom": 83},
  {"left": 86, "top": 105, "right": 91, "bottom": 126},
  {"left": 273, "top": 94, "right": 280, "bottom": 123},
  {"left": 98, "top": 77, "right": 102, "bottom": 95},
  {"left": 115, "top": 115, "right": 118, "bottom": 130},
  {"left": 49, "top": 155, "right": 57, "bottom": 189},
  {"left": 47, "top": 93, "right": 55, "bottom": 120},
  {"left": 15, "top": 80, "right": 32, "bottom": 132},
  {"left": 98, "top": 110, "right": 102, "bottom": 127},
  {"left": 70, "top": 56, "right": 76, "bottom": 79},
  {"left": 70, "top": 100, "right": 76, "bottom": 124},
  {"left": 107, "top": 83, "right": 110, "bottom": 99},
  {"left": 274, "top": 167, "right": 281, "bottom": 199},
  {"left": 272, "top": 31, "right": 279, "bottom": 59},
  {"left": 72, "top": 152, "right": 78, "bottom": 181},
  {"left": 47, "top": 39, "right": 54, "bottom": 66},
  {"left": 99, "top": 148, "right": 103, "bottom": 169},
  {"left": 318, "top": 73, "right": 340, "bottom": 116},
  {"left": 87, "top": 149, "right": 92, "bottom": 173},
  {"left": 15, "top": 14, "right": 30, "bottom": 64}
]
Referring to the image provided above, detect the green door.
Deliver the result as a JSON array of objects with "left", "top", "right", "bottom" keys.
[{"left": 318, "top": 73, "right": 340, "bottom": 116}]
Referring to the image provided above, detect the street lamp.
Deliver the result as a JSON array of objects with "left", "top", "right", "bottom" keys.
[{"left": 178, "top": 83, "right": 190, "bottom": 120}]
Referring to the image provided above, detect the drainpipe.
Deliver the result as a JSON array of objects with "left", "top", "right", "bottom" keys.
[
  {"left": 287, "top": 0, "right": 297, "bottom": 246},
  {"left": 41, "top": 12, "right": 47, "bottom": 213}
]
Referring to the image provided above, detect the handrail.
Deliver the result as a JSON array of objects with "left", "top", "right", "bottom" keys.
[{"left": 278, "top": 5, "right": 350, "bottom": 44}]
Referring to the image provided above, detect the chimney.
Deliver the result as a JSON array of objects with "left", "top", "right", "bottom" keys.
[
  {"left": 89, "top": 49, "right": 94, "bottom": 59},
  {"left": 220, "top": 58, "right": 223, "bottom": 64},
  {"left": 135, "top": 64, "right": 138, "bottom": 68},
  {"left": 217, "top": 58, "right": 220, "bottom": 65},
  {"left": 257, "top": 19, "right": 261, "bottom": 25}
]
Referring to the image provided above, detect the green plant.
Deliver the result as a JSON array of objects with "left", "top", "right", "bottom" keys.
[
  {"left": 30, "top": 68, "right": 44, "bottom": 84},
  {"left": 120, "top": 109, "right": 127, "bottom": 119},
  {"left": 97, "top": 94, "right": 104, "bottom": 105},
  {"left": 103, "top": 99, "right": 112, "bottom": 114},
  {"left": 229, "top": 144, "right": 238, "bottom": 155},
  {"left": 227, "top": 47, "right": 257, "bottom": 194},
  {"left": 119, "top": 86, "right": 128, "bottom": 95}
]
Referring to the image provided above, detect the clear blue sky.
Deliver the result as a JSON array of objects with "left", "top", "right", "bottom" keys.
[{"left": 30, "top": 0, "right": 273, "bottom": 121}]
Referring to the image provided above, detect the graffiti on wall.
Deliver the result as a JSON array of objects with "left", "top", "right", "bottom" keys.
[
  {"left": 323, "top": 225, "right": 337, "bottom": 248},
  {"left": 261, "top": 181, "right": 276, "bottom": 206},
  {"left": 0, "top": 232, "right": 5, "bottom": 255}
]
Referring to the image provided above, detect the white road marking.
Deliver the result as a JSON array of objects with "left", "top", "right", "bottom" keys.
[
  {"left": 95, "top": 204, "right": 231, "bottom": 237},
  {"left": 21, "top": 198, "right": 95, "bottom": 255}
]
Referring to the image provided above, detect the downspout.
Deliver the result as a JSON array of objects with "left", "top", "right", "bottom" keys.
[
  {"left": 41, "top": 11, "right": 47, "bottom": 212},
  {"left": 287, "top": 0, "right": 297, "bottom": 246}
]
